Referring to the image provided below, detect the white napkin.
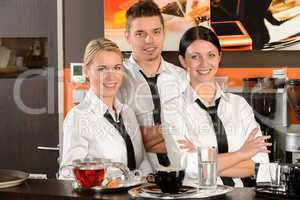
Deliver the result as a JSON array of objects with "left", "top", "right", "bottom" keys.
[{"left": 256, "top": 163, "right": 271, "bottom": 183}]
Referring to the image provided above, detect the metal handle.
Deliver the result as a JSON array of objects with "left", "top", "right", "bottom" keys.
[{"left": 37, "top": 146, "right": 59, "bottom": 151}]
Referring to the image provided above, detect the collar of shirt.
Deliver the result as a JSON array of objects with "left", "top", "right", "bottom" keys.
[
  {"left": 85, "top": 89, "right": 124, "bottom": 121},
  {"left": 126, "top": 54, "right": 168, "bottom": 78},
  {"left": 183, "top": 81, "right": 229, "bottom": 107}
]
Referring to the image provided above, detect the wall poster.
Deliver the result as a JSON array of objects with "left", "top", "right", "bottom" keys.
[
  {"left": 104, "top": 0, "right": 211, "bottom": 51},
  {"left": 211, "top": 0, "right": 300, "bottom": 50},
  {"left": 104, "top": 0, "right": 300, "bottom": 51}
]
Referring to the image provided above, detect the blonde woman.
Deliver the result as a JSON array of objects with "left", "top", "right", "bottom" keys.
[{"left": 60, "top": 38, "right": 152, "bottom": 179}]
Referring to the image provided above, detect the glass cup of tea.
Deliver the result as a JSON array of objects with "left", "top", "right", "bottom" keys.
[
  {"left": 197, "top": 146, "right": 217, "bottom": 190},
  {"left": 60, "top": 157, "right": 131, "bottom": 188}
]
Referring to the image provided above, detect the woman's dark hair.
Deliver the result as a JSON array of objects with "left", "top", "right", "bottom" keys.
[{"left": 179, "top": 26, "right": 221, "bottom": 57}]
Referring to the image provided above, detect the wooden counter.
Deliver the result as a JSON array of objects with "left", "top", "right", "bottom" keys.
[{"left": 0, "top": 179, "right": 284, "bottom": 200}]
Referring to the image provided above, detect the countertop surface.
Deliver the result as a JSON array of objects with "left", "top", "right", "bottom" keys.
[{"left": 0, "top": 179, "right": 287, "bottom": 200}]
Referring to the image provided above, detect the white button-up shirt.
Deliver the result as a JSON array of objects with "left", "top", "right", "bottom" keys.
[
  {"left": 60, "top": 90, "right": 152, "bottom": 178},
  {"left": 160, "top": 81, "right": 269, "bottom": 187},
  {"left": 118, "top": 55, "right": 188, "bottom": 169}
]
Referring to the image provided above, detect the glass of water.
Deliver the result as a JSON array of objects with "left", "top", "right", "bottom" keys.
[
  {"left": 269, "top": 162, "right": 281, "bottom": 188},
  {"left": 197, "top": 146, "right": 217, "bottom": 190}
]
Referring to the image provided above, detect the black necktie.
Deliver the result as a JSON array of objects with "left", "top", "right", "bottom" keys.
[
  {"left": 139, "top": 70, "right": 170, "bottom": 167},
  {"left": 139, "top": 70, "right": 161, "bottom": 125},
  {"left": 104, "top": 111, "right": 136, "bottom": 170},
  {"left": 195, "top": 98, "right": 235, "bottom": 186}
]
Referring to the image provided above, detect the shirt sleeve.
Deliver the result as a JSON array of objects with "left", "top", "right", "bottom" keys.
[
  {"left": 59, "top": 109, "right": 90, "bottom": 179},
  {"left": 136, "top": 125, "right": 153, "bottom": 176},
  {"left": 160, "top": 95, "right": 199, "bottom": 179},
  {"left": 240, "top": 97, "right": 270, "bottom": 164}
]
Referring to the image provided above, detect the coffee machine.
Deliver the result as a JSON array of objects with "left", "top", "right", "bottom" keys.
[
  {"left": 237, "top": 78, "right": 300, "bottom": 196},
  {"left": 278, "top": 79, "right": 300, "bottom": 195},
  {"left": 228, "top": 77, "right": 288, "bottom": 162},
  {"left": 285, "top": 80, "right": 300, "bottom": 163}
]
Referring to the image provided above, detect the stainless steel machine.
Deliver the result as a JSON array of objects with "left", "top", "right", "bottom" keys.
[
  {"left": 285, "top": 125, "right": 300, "bottom": 162},
  {"left": 285, "top": 80, "right": 300, "bottom": 163},
  {"left": 228, "top": 77, "right": 288, "bottom": 162}
]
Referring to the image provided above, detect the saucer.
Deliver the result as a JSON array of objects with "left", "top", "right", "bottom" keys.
[
  {"left": 0, "top": 169, "right": 29, "bottom": 188},
  {"left": 141, "top": 184, "right": 197, "bottom": 197},
  {"left": 129, "top": 184, "right": 233, "bottom": 199}
]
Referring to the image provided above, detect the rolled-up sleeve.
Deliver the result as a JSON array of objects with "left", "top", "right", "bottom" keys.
[
  {"left": 240, "top": 98, "right": 269, "bottom": 164},
  {"left": 161, "top": 93, "right": 199, "bottom": 179},
  {"left": 59, "top": 109, "right": 89, "bottom": 179}
]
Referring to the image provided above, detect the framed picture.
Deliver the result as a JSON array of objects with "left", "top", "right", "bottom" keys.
[
  {"left": 211, "top": 0, "right": 300, "bottom": 50},
  {"left": 104, "top": 0, "right": 211, "bottom": 51}
]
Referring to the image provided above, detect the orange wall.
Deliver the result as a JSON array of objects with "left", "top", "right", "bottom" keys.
[
  {"left": 64, "top": 68, "right": 88, "bottom": 115},
  {"left": 64, "top": 67, "right": 300, "bottom": 123},
  {"left": 218, "top": 67, "right": 300, "bottom": 124},
  {"left": 216, "top": 67, "right": 300, "bottom": 87}
]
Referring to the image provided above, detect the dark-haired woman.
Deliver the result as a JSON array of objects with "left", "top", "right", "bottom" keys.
[{"left": 159, "top": 26, "right": 270, "bottom": 187}]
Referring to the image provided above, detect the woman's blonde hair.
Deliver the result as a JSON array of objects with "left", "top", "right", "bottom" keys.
[{"left": 83, "top": 38, "right": 122, "bottom": 67}]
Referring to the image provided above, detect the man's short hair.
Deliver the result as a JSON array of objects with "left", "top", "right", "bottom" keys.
[{"left": 125, "top": 0, "right": 164, "bottom": 32}]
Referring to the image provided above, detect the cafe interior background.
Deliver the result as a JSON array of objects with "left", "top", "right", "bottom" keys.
[{"left": 0, "top": 0, "right": 300, "bottom": 179}]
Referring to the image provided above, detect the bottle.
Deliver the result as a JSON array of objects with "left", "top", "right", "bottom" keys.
[{"left": 25, "top": 39, "right": 44, "bottom": 68}]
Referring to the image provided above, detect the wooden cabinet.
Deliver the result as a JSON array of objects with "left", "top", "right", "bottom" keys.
[
  {"left": 0, "top": 0, "right": 58, "bottom": 178},
  {"left": 64, "top": 0, "right": 103, "bottom": 65},
  {"left": 0, "top": 77, "right": 59, "bottom": 178},
  {"left": 0, "top": 0, "right": 49, "bottom": 37}
]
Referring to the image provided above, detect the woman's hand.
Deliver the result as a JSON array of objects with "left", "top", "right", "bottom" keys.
[
  {"left": 238, "top": 128, "right": 271, "bottom": 160},
  {"left": 177, "top": 136, "right": 196, "bottom": 153}
]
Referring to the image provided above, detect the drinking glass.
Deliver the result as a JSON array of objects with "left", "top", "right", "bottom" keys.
[
  {"left": 269, "top": 162, "right": 281, "bottom": 188},
  {"left": 197, "top": 146, "right": 217, "bottom": 189}
]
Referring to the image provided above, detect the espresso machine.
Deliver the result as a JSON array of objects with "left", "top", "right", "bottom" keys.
[
  {"left": 234, "top": 78, "right": 300, "bottom": 195},
  {"left": 277, "top": 79, "right": 300, "bottom": 195},
  {"left": 239, "top": 77, "right": 288, "bottom": 162},
  {"left": 285, "top": 80, "right": 300, "bottom": 163}
]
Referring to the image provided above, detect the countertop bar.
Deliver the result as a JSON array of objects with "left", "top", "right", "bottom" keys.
[
  {"left": 0, "top": 179, "right": 283, "bottom": 200},
  {"left": 0, "top": 179, "right": 128, "bottom": 200}
]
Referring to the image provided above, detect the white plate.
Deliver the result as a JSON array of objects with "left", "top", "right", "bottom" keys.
[
  {"left": 129, "top": 185, "right": 233, "bottom": 199},
  {"left": 0, "top": 169, "right": 29, "bottom": 188}
]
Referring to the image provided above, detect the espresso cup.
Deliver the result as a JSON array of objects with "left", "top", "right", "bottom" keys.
[{"left": 147, "top": 167, "right": 185, "bottom": 194}]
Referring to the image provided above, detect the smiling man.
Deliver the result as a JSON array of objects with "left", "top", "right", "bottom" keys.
[{"left": 118, "top": 0, "right": 187, "bottom": 170}]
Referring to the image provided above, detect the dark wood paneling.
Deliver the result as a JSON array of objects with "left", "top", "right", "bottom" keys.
[
  {"left": 0, "top": 0, "right": 49, "bottom": 37},
  {"left": 64, "top": 0, "right": 103, "bottom": 66},
  {"left": 0, "top": 77, "right": 59, "bottom": 177},
  {"left": 48, "top": 0, "right": 58, "bottom": 69},
  {"left": 0, "top": 0, "right": 59, "bottom": 178}
]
